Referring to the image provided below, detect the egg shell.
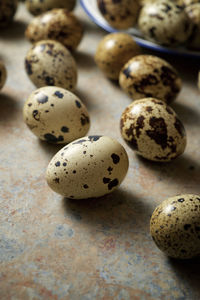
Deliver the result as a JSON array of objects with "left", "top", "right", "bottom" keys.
[
  {"left": 119, "top": 55, "right": 182, "bottom": 104},
  {"left": 0, "top": 61, "right": 7, "bottom": 90},
  {"left": 95, "top": 33, "right": 141, "bottom": 80},
  {"left": 25, "top": 40, "right": 77, "bottom": 91},
  {"left": 25, "top": 9, "right": 83, "bottom": 51},
  {"left": 138, "top": 0, "right": 191, "bottom": 46},
  {"left": 150, "top": 194, "right": 200, "bottom": 259},
  {"left": 120, "top": 98, "right": 186, "bottom": 162},
  {"left": 186, "top": 3, "right": 200, "bottom": 49},
  {"left": 184, "top": 0, "right": 200, "bottom": 6},
  {"left": 0, "top": 0, "right": 18, "bottom": 27},
  {"left": 25, "top": 0, "right": 76, "bottom": 16},
  {"left": 46, "top": 135, "right": 129, "bottom": 199},
  {"left": 97, "top": 0, "right": 140, "bottom": 30},
  {"left": 23, "top": 86, "right": 90, "bottom": 144}
]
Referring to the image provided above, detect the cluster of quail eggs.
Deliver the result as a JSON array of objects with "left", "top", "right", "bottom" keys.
[
  {"left": 97, "top": 0, "right": 200, "bottom": 50},
  {"left": 1, "top": 0, "right": 200, "bottom": 260}
]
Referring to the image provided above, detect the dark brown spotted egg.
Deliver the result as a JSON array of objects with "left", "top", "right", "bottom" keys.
[
  {"left": 0, "top": 61, "right": 7, "bottom": 90},
  {"left": 120, "top": 98, "right": 186, "bottom": 162},
  {"left": 119, "top": 55, "right": 182, "bottom": 104},
  {"left": 23, "top": 86, "right": 90, "bottom": 144},
  {"left": 25, "top": 40, "right": 77, "bottom": 91},
  {"left": 25, "top": 9, "right": 83, "bottom": 51},
  {"left": 46, "top": 136, "right": 129, "bottom": 199},
  {"left": 97, "top": 0, "right": 140, "bottom": 30},
  {"left": 25, "top": 0, "right": 76, "bottom": 16},
  {"left": 150, "top": 194, "right": 200, "bottom": 259},
  {"left": 95, "top": 33, "right": 141, "bottom": 80},
  {"left": 0, "top": 0, "right": 18, "bottom": 27},
  {"left": 138, "top": 0, "right": 191, "bottom": 46},
  {"left": 185, "top": 3, "right": 200, "bottom": 49}
]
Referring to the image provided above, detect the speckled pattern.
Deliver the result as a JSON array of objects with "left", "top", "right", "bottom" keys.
[
  {"left": 23, "top": 86, "right": 90, "bottom": 144},
  {"left": 150, "top": 194, "right": 200, "bottom": 259},
  {"left": 95, "top": 33, "right": 141, "bottom": 80},
  {"left": 97, "top": 0, "right": 140, "bottom": 29},
  {"left": 186, "top": 3, "right": 200, "bottom": 49},
  {"left": 25, "top": 40, "right": 77, "bottom": 91},
  {"left": 46, "top": 136, "right": 129, "bottom": 199},
  {"left": 0, "top": 61, "right": 7, "bottom": 90},
  {"left": 0, "top": 0, "right": 18, "bottom": 27},
  {"left": 120, "top": 98, "right": 187, "bottom": 161},
  {"left": 119, "top": 55, "right": 182, "bottom": 103},
  {"left": 138, "top": 0, "right": 191, "bottom": 46},
  {"left": 25, "top": 9, "right": 83, "bottom": 51},
  {"left": 26, "top": 0, "right": 76, "bottom": 16},
  {"left": 1, "top": 3, "right": 200, "bottom": 300}
]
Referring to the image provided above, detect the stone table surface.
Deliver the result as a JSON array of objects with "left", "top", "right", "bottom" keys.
[{"left": 0, "top": 2, "right": 200, "bottom": 300}]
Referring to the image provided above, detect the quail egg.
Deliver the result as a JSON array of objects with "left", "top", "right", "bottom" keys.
[
  {"left": 119, "top": 55, "right": 182, "bottom": 104},
  {"left": 97, "top": 0, "right": 140, "bottom": 29},
  {"left": 23, "top": 86, "right": 90, "bottom": 144},
  {"left": 25, "top": 9, "right": 83, "bottom": 51},
  {"left": 0, "top": 61, "right": 7, "bottom": 90},
  {"left": 120, "top": 98, "right": 187, "bottom": 162},
  {"left": 183, "top": 0, "right": 200, "bottom": 6},
  {"left": 95, "top": 33, "right": 141, "bottom": 80},
  {"left": 185, "top": 3, "right": 200, "bottom": 49},
  {"left": 0, "top": 0, "right": 18, "bottom": 27},
  {"left": 46, "top": 135, "right": 129, "bottom": 199},
  {"left": 138, "top": 0, "right": 191, "bottom": 46},
  {"left": 150, "top": 194, "right": 200, "bottom": 259},
  {"left": 25, "top": 40, "right": 77, "bottom": 91},
  {"left": 25, "top": 0, "right": 76, "bottom": 16}
]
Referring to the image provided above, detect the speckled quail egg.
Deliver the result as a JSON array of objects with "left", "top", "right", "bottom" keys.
[
  {"left": 185, "top": 3, "right": 200, "bottom": 49},
  {"left": 183, "top": 0, "right": 200, "bottom": 6},
  {"left": 95, "top": 33, "right": 141, "bottom": 80},
  {"left": 120, "top": 98, "right": 186, "bottom": 162},
  {"left": 25, "top": 0, "right": 76, "bottom": 16},
  {"left": 46, "top": 135, "right": 129, "bottom": 199},
  {"left": 23, "top": 86, "right": 90, "bottom": 144},
  {"left": 150, "top": 194, "right": 200, "bottom": 259},
  {"left": 25, "top": 40, "right": 77, "bottom": 91},
  {"left": 138, "top": 0, "right": 191, "bottom": 46},
  {"left": 119, "top": 55, "right": 182, "bottom": 104},
  {"left": 97, "top": 0, "right": 140, "bottom": 30},
  {"left": 0, "top": 0, "right": 18, "bottom": 27},
  {"left": 25, "top": 9, "right": 83, "bottom": 51},
  {"left": 0, "top": 61, "right": 7, "bottom": 90}
]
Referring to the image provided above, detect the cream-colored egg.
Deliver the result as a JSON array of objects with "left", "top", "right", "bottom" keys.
[
  {"left": 186, "top": 3, "right": 200, "bottom": 49},
  {"left": 150, "top": 194, "right": 200, "bottom": 259},
  {"left": 25, "top": 0, "right": 76, "bottom": 16},
  {"left": 0, "top": 0, "right": 18, "bottom": 27},
  {"left": 25, "top": 9, "right": 83, "bottom": 51},
  {"left": 138, "top": 0, "right": 191, "bottom": 46},
  {"left": 95, "top": 33, "right": 141, "bottom": 80},
  {"left": 46, "top": 136, "right": 129, "bottom": 199},
  {"left": 119, "top": 55, "right": 182, "bottom": 104},
  {"left": 23, "top": 86, "right": 90, "bottom": 144},
  {"left": 0, "top": 61, "right": 7, "bottom": 90},
  {"left": 120, "top": 98, "right": 186, "bottom": 162},
  {"left": 97, "top": 0, "right": 140, "bottom": 29},
  {"left": 25, "top": 40, "right": 77, "bottom": 91}
]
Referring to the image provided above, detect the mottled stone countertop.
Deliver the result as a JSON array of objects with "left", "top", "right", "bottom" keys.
[{"left": 0, "top": 2, "right": 200, "bottom": 300}]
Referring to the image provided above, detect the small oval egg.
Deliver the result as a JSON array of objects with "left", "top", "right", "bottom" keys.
[
  {"left": 138, "top": 0, "right": 191, "bottom": 46},
  {"left": 25, "top": 0, "right": 76, "bottom": 16},
  {"left": 0, "top": 0, "right": 18, "bottom": 27},
  {"left": 186, "top": 3, "right": 200, "bottom": 49},
  {"left": 0, "top": 61, "right": 7, "bottom": 90},
  {"left": 97, "top": 0, "right": 140, "bottom": 30},
  {"left": 150, "top": 194, "right": 200, "bottom": 259},
  {"left": 119, "top": 55, "right": 182, "bottom": 104},
  {"left": 120, "top": 98, "right": 186, "bottom": 162},
  {"left": 25, "top": 40, "right": 77, "bottom": 91},
  {"left": 95, "top": 33, "right": 141, "bottom": 80},
  {"left": 25, "top": 9, "right": 83, "bottom": 51},
  {"left": 23, "top": 86, "right": 90, "bottom": 144},
  {"left": 46, "top": 135, "right": 129, "bottom": 199}
]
